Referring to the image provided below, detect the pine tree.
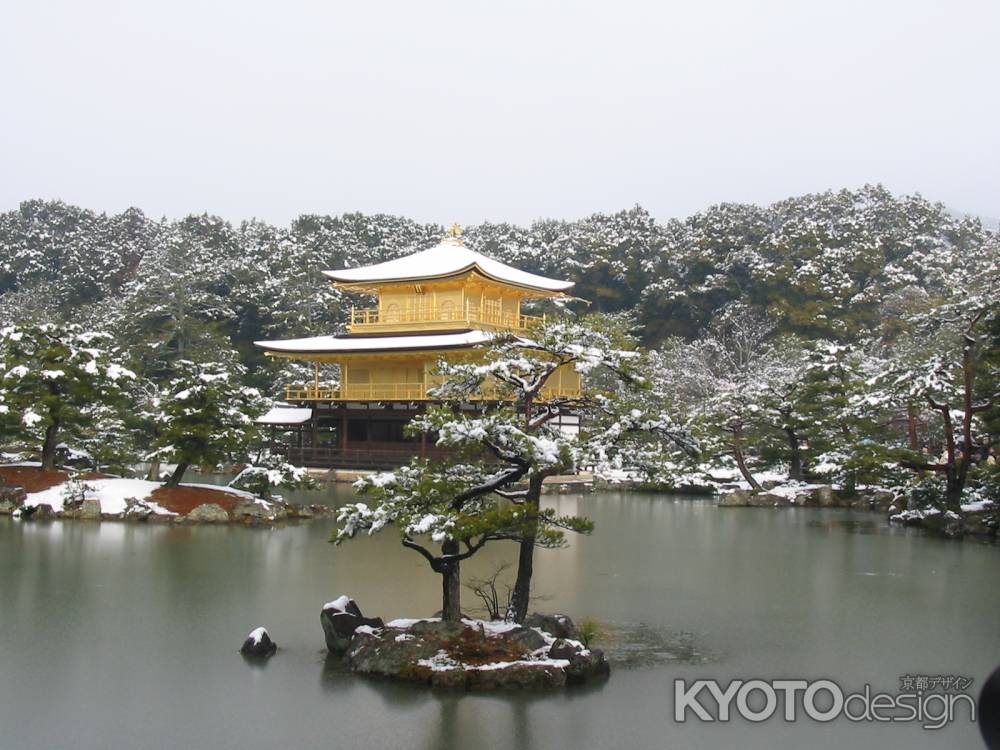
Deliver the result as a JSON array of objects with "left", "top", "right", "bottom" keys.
[
  {"left": 150, "top": 359, "right": 265, "bottom": 486},
  {"left": 336, "top": 315, "right": 696, "bottom": 622},
  {"left": 0, "top": 323, "right": 134, "bottom": 469}
]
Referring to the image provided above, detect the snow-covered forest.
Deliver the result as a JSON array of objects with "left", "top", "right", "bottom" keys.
[{"left": 1, "top": 184, "right": 998, "bottom": 516}]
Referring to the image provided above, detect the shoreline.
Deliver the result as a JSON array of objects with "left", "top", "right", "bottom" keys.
[
  {"left": 2, "top": 464, "right": 995, "bottom": 539},
  {"left": 0, "top": 464, "right": 333, "bottom": 525}
]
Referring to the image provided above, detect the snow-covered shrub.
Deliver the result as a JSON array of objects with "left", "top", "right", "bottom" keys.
[
  {"left": 229, "top": 461, "right": 314, "bottom": 499},
  {"left": 907, "top": 476, "right": 947, "bottom": 513},
  {"left": 60, "top": 477, "right": 92, "bottom": 506},
  {"left": 972, "top": 463, "right": 1000, "bottom": 504}
]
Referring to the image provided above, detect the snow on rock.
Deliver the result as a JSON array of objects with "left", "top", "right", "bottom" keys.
[
  {"left": 961, "top": 500, "right": 996, "bottom": 513},
  {"left": 248, "top": 626, "right": 268, "bottom": 645},
  {"left": 240, "top": 626, "right": 277, "bottom": 657},
  {"left": 766, "top": 482, "right": 826, "bottom": 500},
  {"left": 320, "top": 596, "right": 385, "bottom": 654},
  {"left": 385, "top": 617, "right": 439, "bottom": 629},
  {"left": 344, "top": 616, "right": 609, "bottom": 688},
  {"left": 462, "top": 618, "right": 523, "bottom": 635},
  {"left": 891, "top": 508, "right": 941, "bottom": 523},
  {"left": 323, "top": 595, "right": 354, "bottom": 613}
]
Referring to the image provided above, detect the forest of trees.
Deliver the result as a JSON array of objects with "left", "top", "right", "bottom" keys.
[{"left": 1, "top": 184, "right": 998, "bottom": 514}]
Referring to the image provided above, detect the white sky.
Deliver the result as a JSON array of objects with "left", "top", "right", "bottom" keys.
[{"left": 1, "top": 0, "right": 997, "bottom": 226}]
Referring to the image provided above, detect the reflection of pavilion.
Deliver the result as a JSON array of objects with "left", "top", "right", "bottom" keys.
[{"left": 254, "top": 227, "right": 580, "bottom": 469}]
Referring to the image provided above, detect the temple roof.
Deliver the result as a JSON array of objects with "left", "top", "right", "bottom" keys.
[
  {"left": 256, "top": 406, "right": 312, "bottom": 425},
  {"left": 255, "top": 329, "right": 495, "bottom": 356},
  {"left": 323, "top": 237, "right": 574, "bottom": 293}
]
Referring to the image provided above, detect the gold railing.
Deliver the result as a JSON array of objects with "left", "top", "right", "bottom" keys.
[
  {"left": 284, "top": 384, "right": 340, "bottom": 400},
  {"left": 349, "top": 302, "right": 544, "bottom": 332},
  {"left": 284, "top": 381, "right": 582, "bottom": 402}
]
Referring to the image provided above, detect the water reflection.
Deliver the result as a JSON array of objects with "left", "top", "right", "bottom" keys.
[
  {"left": 1, "top": 493, "right": 998, "bottom": 750},
  {"left": 602, "top": 623, "right": 709, "bottom": 669}
]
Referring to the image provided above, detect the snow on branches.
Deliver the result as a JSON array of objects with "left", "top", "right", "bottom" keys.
[
  {"left": 333, "top": 315, "right": 696, "bottom": 620},
  {"left": 148, "top": 359, "right": 266, "bottom": 485},
  {"left": 0, "top": 323, "right": 135, "bottom": 469}
]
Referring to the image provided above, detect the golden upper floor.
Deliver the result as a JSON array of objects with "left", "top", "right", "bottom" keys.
[
  {"left": 348, "top": 284, "right": 545, "bottom": 333},
  {"left": 325, "top": 229, "right": 573, "bottom": 335},
  {"left": 282, "top": 355, "right": 583, "bottom": 402}
]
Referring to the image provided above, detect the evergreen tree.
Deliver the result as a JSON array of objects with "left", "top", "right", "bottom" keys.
[
  {"left": 150, "top": 359, "right": 265, "bottom": 486},
  {"left": 337, "top": 316, "right": 696, "bottom": 622},
  {"left": 0, "top": 323, "right": 134, "bottom": 469}
]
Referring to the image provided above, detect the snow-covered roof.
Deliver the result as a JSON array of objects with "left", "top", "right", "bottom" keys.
[
  {"left": 323, "top": 237, "right": 574, "bottom": 294},
  {"left": 255, "top": 330, "right": 494, "bottom": 356},
  {"left": 256, "top": 407, "right": 313, "bottom": 425}
]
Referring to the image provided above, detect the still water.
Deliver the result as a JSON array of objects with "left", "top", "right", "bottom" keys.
[{"left": 1, "top": 488, "right": 997, "bottom": 750}]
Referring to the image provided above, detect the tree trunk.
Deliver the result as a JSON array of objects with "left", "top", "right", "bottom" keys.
[
  {"left": 906, "top": 404, "right": 919, "bottom": 452},
  {"left": 145, "top": 458, "right": 161, "bottom": 482},
  {"left": 785, "top": 428, "right": 803, "bottom": 481},
  {"left": 844, "top": 470, "right": 857, "bottom": 496},
  {"left": 953, "top": 334, "right": 978, "bottom": 510},
  {"left": 510, "top": 474, "right": 545, "bottom": 623},
  {"left": 945, "top": 467, "right": 963, "bottom": 514},
  {"left": 40, "top": 421, "right": 60, "bottom": 471},
  {"left": 732, "top": 427, "right": 761, "bottom": 491},
  {"left": 510, "top": 529, "right": 536, "bottom": 624},
  {"left": 440, "top": 539, "right": 462, "bottom": 622},
  {"left": 165, "top": 461, "right": 189, "bottom": 487}
]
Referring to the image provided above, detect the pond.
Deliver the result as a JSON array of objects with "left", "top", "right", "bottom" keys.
[{"left": 1, "top": 488, "right": 997, "bottom": 749}]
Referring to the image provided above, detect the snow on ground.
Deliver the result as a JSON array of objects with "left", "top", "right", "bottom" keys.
[
  {"left": 891, "top": 500, "right": 994, "bottom": 523},
  {"left": 23, "top": 478, "right": 176, "bottom": 515},
  {"left": 765, "top": 482, "right": 827, "bottom": 500},
  {"left": 961, "top": 499, "right": 996, "bottom": 513},
  {"left": 461, "top": 618, "right": 523, "bottom": 635},
  {"left": 719, "top": 470, "right": 793, "bottom": 490},
  {"left": 369, "top": 616, "right": 587, "bottom": 674},
  {"left": 385, "top": 617, "right": 438, "bottom": 628},
  {"left": 416, "top": 649, "right": 572, "bottom": 673},
  {"left": 19, "top": 476, "right": 261, "bottom": 516},
  {"left": 184, "top": 482, "right": 269, "bottom": 507}
]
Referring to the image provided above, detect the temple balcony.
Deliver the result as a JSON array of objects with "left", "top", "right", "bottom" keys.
[
  {"left": 283, "top": 380, "right": 582, "bottom": 402},
  {"left": 348, "top": 303, "right": 544, "bottom": 334}
]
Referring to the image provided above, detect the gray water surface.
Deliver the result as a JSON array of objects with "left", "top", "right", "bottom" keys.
[{"left": 1, "top": 490, "right": 997, "bottom": 750}]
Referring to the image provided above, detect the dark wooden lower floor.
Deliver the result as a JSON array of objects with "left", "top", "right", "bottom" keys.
[
  {"left": 262, "top": 400, "right": 579, "bottom": 470},
  {"left": 273, "top": 444, "right": 451, "bottom": 470},
  {"left": 263, "top": 402, "right": 447, "bottom": 469}
]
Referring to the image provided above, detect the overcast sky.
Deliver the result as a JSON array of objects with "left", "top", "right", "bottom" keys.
[{"left": 1, "top": 0, "right": 997, "bottom": 227}]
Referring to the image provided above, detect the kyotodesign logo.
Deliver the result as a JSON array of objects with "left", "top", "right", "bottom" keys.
[{"left": 673, "top": 675, "right": 977, "bottom": 730}]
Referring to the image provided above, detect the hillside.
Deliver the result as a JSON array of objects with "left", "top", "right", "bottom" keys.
[{"left": 1, "top": 184, "right": 996, "bottom": 393}]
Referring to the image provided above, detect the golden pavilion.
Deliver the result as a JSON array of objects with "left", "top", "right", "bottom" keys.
[{"left": 254, "top": 226, "right": 582, "bottom": 468}]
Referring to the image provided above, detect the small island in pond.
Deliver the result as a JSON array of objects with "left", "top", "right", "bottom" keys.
[{"left": 321, "top": 597, "right": 609, "bottom": 690}]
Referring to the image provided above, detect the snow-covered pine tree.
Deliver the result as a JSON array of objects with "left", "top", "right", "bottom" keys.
[
  {"left": 150, "top": 358, "right": 266, "bottom": 486},
  {"left": 336, "top": 315, "right": 696, "bottom": 622},
  {"left": 0, "top": 323, "right": 135, "bottom": 469}
]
